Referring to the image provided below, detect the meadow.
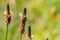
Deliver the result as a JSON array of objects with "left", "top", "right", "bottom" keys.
[{"left": 0, "top": 0, "right": 60, "bottom": 40}]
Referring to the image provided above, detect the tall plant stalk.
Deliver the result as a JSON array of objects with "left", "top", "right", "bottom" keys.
[{"left": 4, "top": 4, "right": 11, "bottom": 40}]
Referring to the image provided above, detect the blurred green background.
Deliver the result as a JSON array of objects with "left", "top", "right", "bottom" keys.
[{"left": 0, "top": 0, "right": 60, "bottom": 40}]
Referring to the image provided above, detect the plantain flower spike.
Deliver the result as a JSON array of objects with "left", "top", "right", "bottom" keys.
[
  {"left": 51, "top": 6, "right": 56, "bottom": 23},
  {"left": 20, "top": 8, "right": 27, "bottom": 34},
  {"left": 26, "top": 25, "right": 31, "bottom": 40},
  {"left": 4, "top": 4, "right": 11, "bottom": 24},
  {"left": 28, "top": 26, "right": 31, "bottom": 39}
]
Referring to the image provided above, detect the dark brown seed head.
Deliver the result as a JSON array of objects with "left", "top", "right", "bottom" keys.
[
  {"left": 24, "top": 8, "right": 26, "bottom": 16},
  {"left": 7, "top": 4, "right": 10, "bottom": 15},
  {"left": 5, "top": 4, "right": 11, "bottom": 24},
  {"left": 20, "top": 8, "right": 27, "bottom": 34},
  {"left": 28, "top": 25, "right": 31, "bottom": 39}
]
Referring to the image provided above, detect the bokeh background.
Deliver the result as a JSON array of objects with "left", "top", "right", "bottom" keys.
[{"left": 0, "top": 0, "right": 60, "bottom": 40}]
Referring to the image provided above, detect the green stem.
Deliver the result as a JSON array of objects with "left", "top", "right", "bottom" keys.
[
  {"left": 20, "top": 33, "right": 22, "bottom": 40},
  {"left": 6, "top": 24, "right": 8, "bottom": 40}
]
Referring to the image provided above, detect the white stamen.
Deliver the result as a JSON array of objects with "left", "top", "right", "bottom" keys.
[
  {"left": 4, "top": 11, "right": 7, "bottom": 14},
  {"left": 31, "top": 35, "right": 34, "bottom": 38},
  {"left": 4, "top": 10, "right": 13, "bottom": 15},
  {"left": 19, "top": 13, "right": 22, "bottom": 17}
]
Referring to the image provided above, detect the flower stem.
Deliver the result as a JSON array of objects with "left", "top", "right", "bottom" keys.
[
  {"left": 20, "top": 33, "right": 22, "bottom": 40},
  {"left": 6, "top": 24, "right": 8, "bottom": 40}
]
